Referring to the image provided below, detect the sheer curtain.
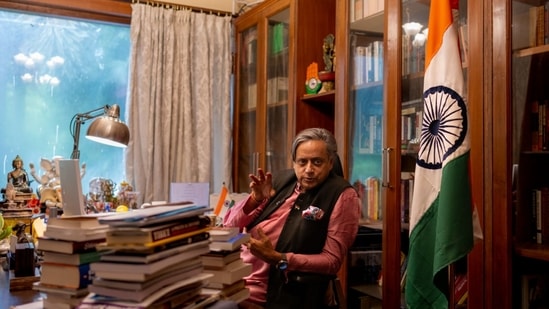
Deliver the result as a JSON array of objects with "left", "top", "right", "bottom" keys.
[{"left": 126, "top": 3, "right": 233, "bottom": 203}]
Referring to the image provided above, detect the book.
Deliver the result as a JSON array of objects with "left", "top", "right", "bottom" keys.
[
  {"left": 454, "top": 273, "right": 467, "bottom": 306},
  {"left": 205, "top": 278, "right": 246, "bottom": 293},
  {"left": 97, "top": 204, "right": 211, "bottom": 227},
  {"left": 226, "top": 287, "right": 250, "bottom": 303},
  {"left": 10, "top": 300, "right": 43, "bottom": 309},
  {"left": 209, "top": 233, "right": 251, "bottom": 252},
  {"left": 36, "top": 237, "right": 105, "bottom": 254},
  {"left": 42, "top": 249, "right": 105, "bottom": 265},
  {"left": 90, "top": 243, "right": 210, "bottom": 274},
  {"left": 88, "top": 267, "right": 204, "bottom": 302},
  {"left": 40, "top": 262, "right": 93, "bottom": 289},
  {"left": 97, "top": 230, "right": 210, "bottom": 255},
  {"left": 43, "top": 225, "right": 108, "bottom": 242},
  {"left": 92, "top": 260, "right": 202, "bottom": 290},
  {"left": 33, "top": 282, "right": 90, "bottom": 297},
  {"left": 43, "top": 292, "right": 87, "bottom": 308},
  {"left": 94, "top": 259, "right": 201, "bottom": 283},
  {"left": 47, "top": 213, "right": 111, "bottom": 229},
  {"left": 100, "top": 237, "right": 210, "bottom": 264},
  {"left": 202, "top": 286, "right": 250, "bottom": 304},
  {"left": 534, "top": 188, "right": 543, "bottom": 244},
  {"left": 201, "top": 249, "right": 242, "bottom": 269},
  {"left": 42, "top": 298, "right": 80, "bottom": 309},
  {"left": 208, "top": 226, "right": 240, "bottom": 242},
  {"left": 79, "top": 273, "right": 213, "bottom": 309},
  {"left": 348, "top": 250, "right": 382, "bottom": 285},
  {"left": 521, "top": 273, "right": 549, "bottom": 309},
  {"left": 101, "top": 227, "right": 211, "bottom": 250},
  {"left": 202, "top": 259, "right": 253, "bottom": 285},
  {"left": 541, "top": 187, "right": 549, "bottom": 244},
  {"left": 105, "top": 216, "right": 211, "bottom": 245}
]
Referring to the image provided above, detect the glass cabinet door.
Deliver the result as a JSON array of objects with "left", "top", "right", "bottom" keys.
[
  {"left": 236, "top": 25, "right": 258, "bottom": 191},
  {"left": 512, "top": 1, "right": 549, "bottom": 307},
  {"left": 265, "top": 8, "right": 290, "bottom": 173},
  {"left": 400, "top": 0, "right": 431, "bottom": 230},
  {"left": 347, "top": 12, "right": 384, "bottom": 226},
  {"left": 234, "top": 1, "right": 292, "bottom": 193},
  {"left": 344, "top": 0, "right": 385, "bottom": 305}
]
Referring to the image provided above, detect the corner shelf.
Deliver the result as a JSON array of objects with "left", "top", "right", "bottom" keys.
[
  {"left": 514, "top": 44, "right": 549, "bottom": 58},
  {"left": 514, "top": 242, "right": 549, "bottom": 262},
  {"left": 302, "top": 90, "right": 335, "bottom": 103}
]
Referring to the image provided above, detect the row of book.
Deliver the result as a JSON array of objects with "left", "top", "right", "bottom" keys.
[
  {"left": 529, "top": 100, "right": 549, "bottom": 152},
  {"left": 521, "top": 273, "right": 549, "bottom": 308},
  {"left": 402, "top": 32, "right": 426, "bottom": 76},
  {"left": 359, "top": 177, "right": 381, "bottom": 222},
  {"left": 531, "top": 187, "right": 549, "bottom": 245},
  {"left": 401, "top": 172, "right": 415, "bottom": 225},
  {"left": 352, "top": 41, "right": 383, "bottom": 86},
  {"left": 34, "top": 204, "right": 252, "bottom": 308},
  {"left": 513, "top": 2, "right": 549, "bottom": 51},
  {"left": 354, "top": 173, "right": 414, "bottom": 225},
  {"left": 401, "top": 106, "right": 423, "bottom": 146},
  {"left": 358, "top": 114, "right": 382, "bottom": 155}
]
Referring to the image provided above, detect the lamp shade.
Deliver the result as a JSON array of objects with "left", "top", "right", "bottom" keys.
[
  {"left": 402, "top": 22, "right": 423, "bottom": 36},
  {"left": 85, "top": 104, "right": 130, "bottom": 148}
]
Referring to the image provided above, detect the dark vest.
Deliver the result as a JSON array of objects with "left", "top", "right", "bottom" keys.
[{"left": 249, "top": 169, "right": 352, "bottom": 309}]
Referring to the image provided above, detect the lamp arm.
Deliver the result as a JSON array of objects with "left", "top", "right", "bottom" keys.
[{"left": 70, "top": 105, "right": 110, "bottom": 159}]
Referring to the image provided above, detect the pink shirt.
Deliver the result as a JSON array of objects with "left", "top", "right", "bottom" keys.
[{"left": 223, "top": 184, "right": 361, "bottom": 304}]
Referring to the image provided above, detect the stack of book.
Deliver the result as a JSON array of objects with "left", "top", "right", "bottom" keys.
[
  {"left": 80, "top": 204, "right": 218, "bottom": 308},
  {"left": 201, "top": 227, "right": 252, "bottom": 303},
  {"left": 34, "top": 214, "right": 110, "bottom": 309}
]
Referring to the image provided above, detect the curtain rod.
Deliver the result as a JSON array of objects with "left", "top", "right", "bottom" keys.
[{"left": 130, "top": 0, "right": 233, "bottom": 17}]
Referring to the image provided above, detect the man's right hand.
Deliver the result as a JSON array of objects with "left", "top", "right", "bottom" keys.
[{"left": 249, "top": 168, "right": 273, "bottom": 202}]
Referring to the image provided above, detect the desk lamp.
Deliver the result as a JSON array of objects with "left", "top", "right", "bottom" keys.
[{"left": 70, "top": 104, "right": 130, "bottom": 159}]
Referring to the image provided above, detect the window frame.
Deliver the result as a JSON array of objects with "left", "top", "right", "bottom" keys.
[
  {"left": 0, "top": 0, "right": 132, "bottom": 206},
  {"left": 0, "top": 0, "right": 131, "bottom": 25}
]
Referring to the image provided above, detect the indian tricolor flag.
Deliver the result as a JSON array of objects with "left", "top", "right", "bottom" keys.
[{"left": 405, "top": 0, "right": 476, "bottom": 308}]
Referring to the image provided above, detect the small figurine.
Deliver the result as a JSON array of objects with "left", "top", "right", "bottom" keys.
[
  {"left": 29, "top": 156, "right": 86, "bottom": 209},
  {"left": 117, "top": 180, "right": 138, "bottom": 209},
  {"left": 13, "top": 221, "right": 30, "bottom": 243},
  {"left": 318, "top": 34, "right": 336, "bottom": 94},
  {"left": 322, "top": 34, "right": 335, "bottom": 72},
  {"left": 7, "top": 155, "right": 32, "bottom": 194}
]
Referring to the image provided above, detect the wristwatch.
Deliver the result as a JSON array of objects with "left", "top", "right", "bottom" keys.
[{"left": 276, "top": 253, "right": 288, "bottom": 271}]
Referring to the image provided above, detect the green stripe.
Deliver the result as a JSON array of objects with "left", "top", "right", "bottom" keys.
[
  {"left": 405, "top": 152, "right": 473, "bottom": 309},
  {"left": 434, "top": 152, "right": 473, "bottom": 271}
]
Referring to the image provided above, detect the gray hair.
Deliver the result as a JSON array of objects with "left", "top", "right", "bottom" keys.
[{"left": 291, "top": 128, "right": 337, "bottom": 162}]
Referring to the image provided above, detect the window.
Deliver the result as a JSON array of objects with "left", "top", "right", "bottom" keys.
[{"left": 0, "top": 9, "right": 130, "bottom": 196}]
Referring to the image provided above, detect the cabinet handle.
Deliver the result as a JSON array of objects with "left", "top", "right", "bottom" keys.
[
  {"left": 253, "top": 152, "right": 259, "bottom": 172},
  {"left": 382, "top": 147, "right": 393, "bottom": 188}
]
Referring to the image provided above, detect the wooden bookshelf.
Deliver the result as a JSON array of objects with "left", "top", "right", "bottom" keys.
[
  {"left": 514, "top": 44, "right": 549, "bottom": 58},
  {"left": 514, "top": 243, "right": 549, "bottom": 262}
]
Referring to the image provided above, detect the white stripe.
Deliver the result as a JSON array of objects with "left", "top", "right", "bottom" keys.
[{"left": 409, "top": 24, "right": 469, "bottom": 232}]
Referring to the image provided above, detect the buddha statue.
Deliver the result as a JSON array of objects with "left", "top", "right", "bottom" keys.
[{"left": 6, "top": 155, "right": 32, "bottom": 194}]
